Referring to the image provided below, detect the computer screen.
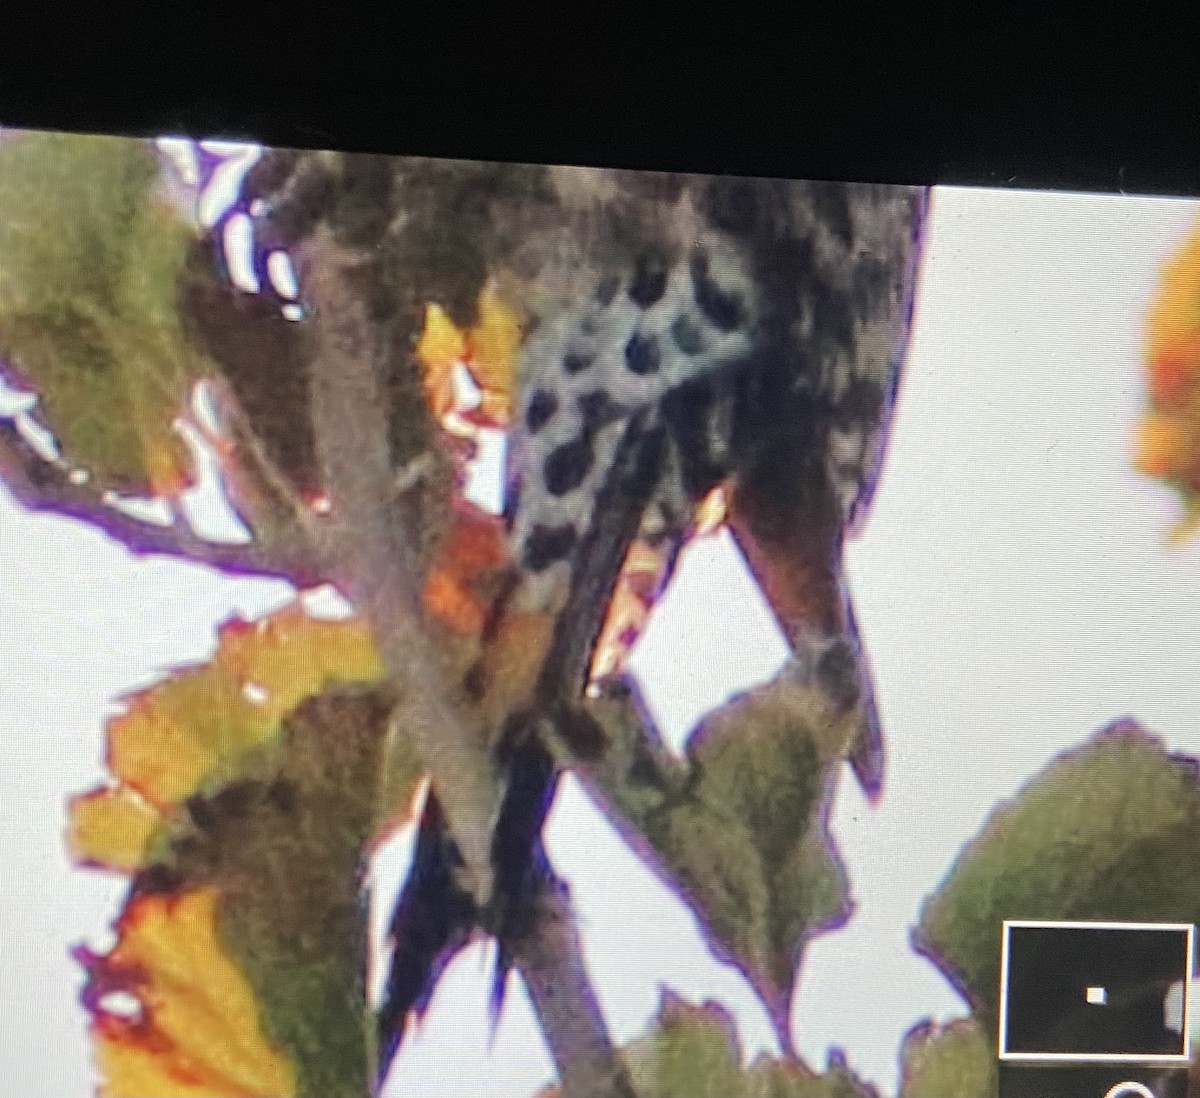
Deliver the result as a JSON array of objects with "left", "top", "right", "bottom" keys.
[{"left": 1, "top": 128, "right": 1198, "bottom": 1098}]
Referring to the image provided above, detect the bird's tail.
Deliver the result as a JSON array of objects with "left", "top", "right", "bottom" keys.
[
  {"left": 375, "top": 793, "right": 478, "bottom": 1088},
  {"left": 484, "top": 724, "right": 561, "bottom": 1043}
]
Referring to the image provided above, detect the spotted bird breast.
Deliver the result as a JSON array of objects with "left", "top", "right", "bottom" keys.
[{"left": 505, "top": 235, "right": 762, "bottom": 614}]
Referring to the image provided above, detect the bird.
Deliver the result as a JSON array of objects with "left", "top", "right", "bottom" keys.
[{"left": 191, "top": 147, "right": 929, "bottom": 1084}]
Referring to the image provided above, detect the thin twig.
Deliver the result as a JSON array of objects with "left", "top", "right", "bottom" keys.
[
  {"left": 0, "top": 419, "right": 325, "bottom": 585},
  {"left": 201, "top": 375, "right": 326, "bottom": 538}
]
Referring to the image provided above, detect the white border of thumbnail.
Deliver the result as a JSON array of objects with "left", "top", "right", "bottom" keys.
[{"left": 998, "top": 920, "right": 1194, "bottom": 1063}]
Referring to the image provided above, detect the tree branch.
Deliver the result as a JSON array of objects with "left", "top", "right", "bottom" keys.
[
  {"left": 298, "top": 230, "right": 503, "bottom": 906},
  {"left": 0, "top": 418, "right": 326, "bottom": 585},
  {"left": 298, "top": 230, "right": 638, "bottom": 1098},
  {"left": 515, "top": 882, "right": 637, "bottom": 1098}
]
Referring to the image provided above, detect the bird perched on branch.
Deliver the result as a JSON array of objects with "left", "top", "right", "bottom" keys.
[{"left": 182, "top": 147, "right": 928, "bottom": 1084}]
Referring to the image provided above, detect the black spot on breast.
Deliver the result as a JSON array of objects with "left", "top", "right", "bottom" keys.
[
  {"left": 628, "top": 253, "right": 669, "bottom": 308},
  {"left": 544, "top": 436, "right": 594, "bottom": 495},
  {"left": 691, "top": 254, "right": 745, "bottom": 332},
  {"left": 525, "top": 388, "right": 558, "bottom": 432},
  {"left": 564, "top": 351, "right": 593, "bottom": 374},
  {"left": 671, "top": 313, "right": 707, "bottom": 355},
  {"left": 523, "top": 523, "right": 578, "bottom": 571},
  {"left": 576, "top": 389, "right": 625, "bottom": 433},
  {"left": 625, "top": 332, "right": 661, "bottom": 375},
  {"left": 595, "top": 274, "right": 620, "bottom": 307}
]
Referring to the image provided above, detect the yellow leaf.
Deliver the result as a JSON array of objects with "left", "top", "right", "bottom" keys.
[
  {"left": 476, "top": 609, "right": 558, "bottom": 738},
  {"left": 98, "top": 601, "right": 384, "bottom": 816},
  {"left": 415, "top": 302, "right": 467, "bottom": 420},
  {"left": 213, "top": 603, "right": 384, "bottom": 722},
  {"left": 106, "top": 667, "right": 265, "bottom": 809},
  {"left": 68, "top": 786, "right": 160, "bottom": 873},
  {"left": 88, "top": 889, "right": 296, "bottom": 1097},
  {"left": 466, "top": 282, "right": 522, "bottom": 426},
  {"left": 415, "top": 284, "right": 522, "bottom": 429}
]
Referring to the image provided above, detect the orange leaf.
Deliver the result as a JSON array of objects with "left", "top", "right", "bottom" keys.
[
  {"left": 1140, "top": 221, "right": 1200, "bottom": 539},
  {"left": 1136, "top": 414, "right": 1192, "bottom": 480},
  {"left": 1148, "top": 224, "right": 1200, "bottom": 363},
  {"left": 1149, "top": 340, "right": 1197, "bottom": 407},
  {"left": 424, "top": 568, "right": 490, "bottom": 636},
  {"left": 421, "top": 506, "right": 511, "bottom": 636},
  {"left": 86, "top": 889, "right": 296, "bottom": 1098}
]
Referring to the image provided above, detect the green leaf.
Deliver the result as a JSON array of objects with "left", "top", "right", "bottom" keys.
[
  {"left": 0, "top": 130, "right": 205, "bottom": 492},
  {"left": 651, "top": 801, "right": 773, "bottom": 975},
  {"left": 616, "top": 990, "right": 876, "bottom": 1098},
  {"left": 141, "top": 686, "right": 421, "bottom": 1098},
  {"left": 897, "top": 1019, "right": 995, "bottom": 1098},
  {"left": 0, "top": 131, "right": 155, "bottom": 313},
  {"left": 676, "top": 681, "right": 852, "bottom": 1016},
  {"left": 588, "top": 675, "right": 855, "bottom": 1038},
  {"left": 625, "top": 990, "right": 746, "bottom": 1098},
  {"left": 917, "top": 719, "right": 1200, "bottom": 1033}
]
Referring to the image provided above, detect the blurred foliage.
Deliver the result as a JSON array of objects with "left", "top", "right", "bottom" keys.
[
  {"left": 917, "top": 719, "right": 1200, "bottom": 1036},
  {"left": 1138, "top": 217, "right": 1200, "bottom": 539},
  {"left": 0, "top": 131, "right": 209, "bottom": 493},
  {"left": 896, "top": 1019, "right": 994, "bottom": 1098},
  {"left": 176, "top": 235, "right": 324, "bottom": 500},
  {"left": 415, "top": 285, "right": 521, "bottom": 428}
]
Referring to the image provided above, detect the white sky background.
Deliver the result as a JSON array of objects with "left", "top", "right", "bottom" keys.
[{"left": 3, "top": 184, "right": 1200, "bottom": 1096}]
